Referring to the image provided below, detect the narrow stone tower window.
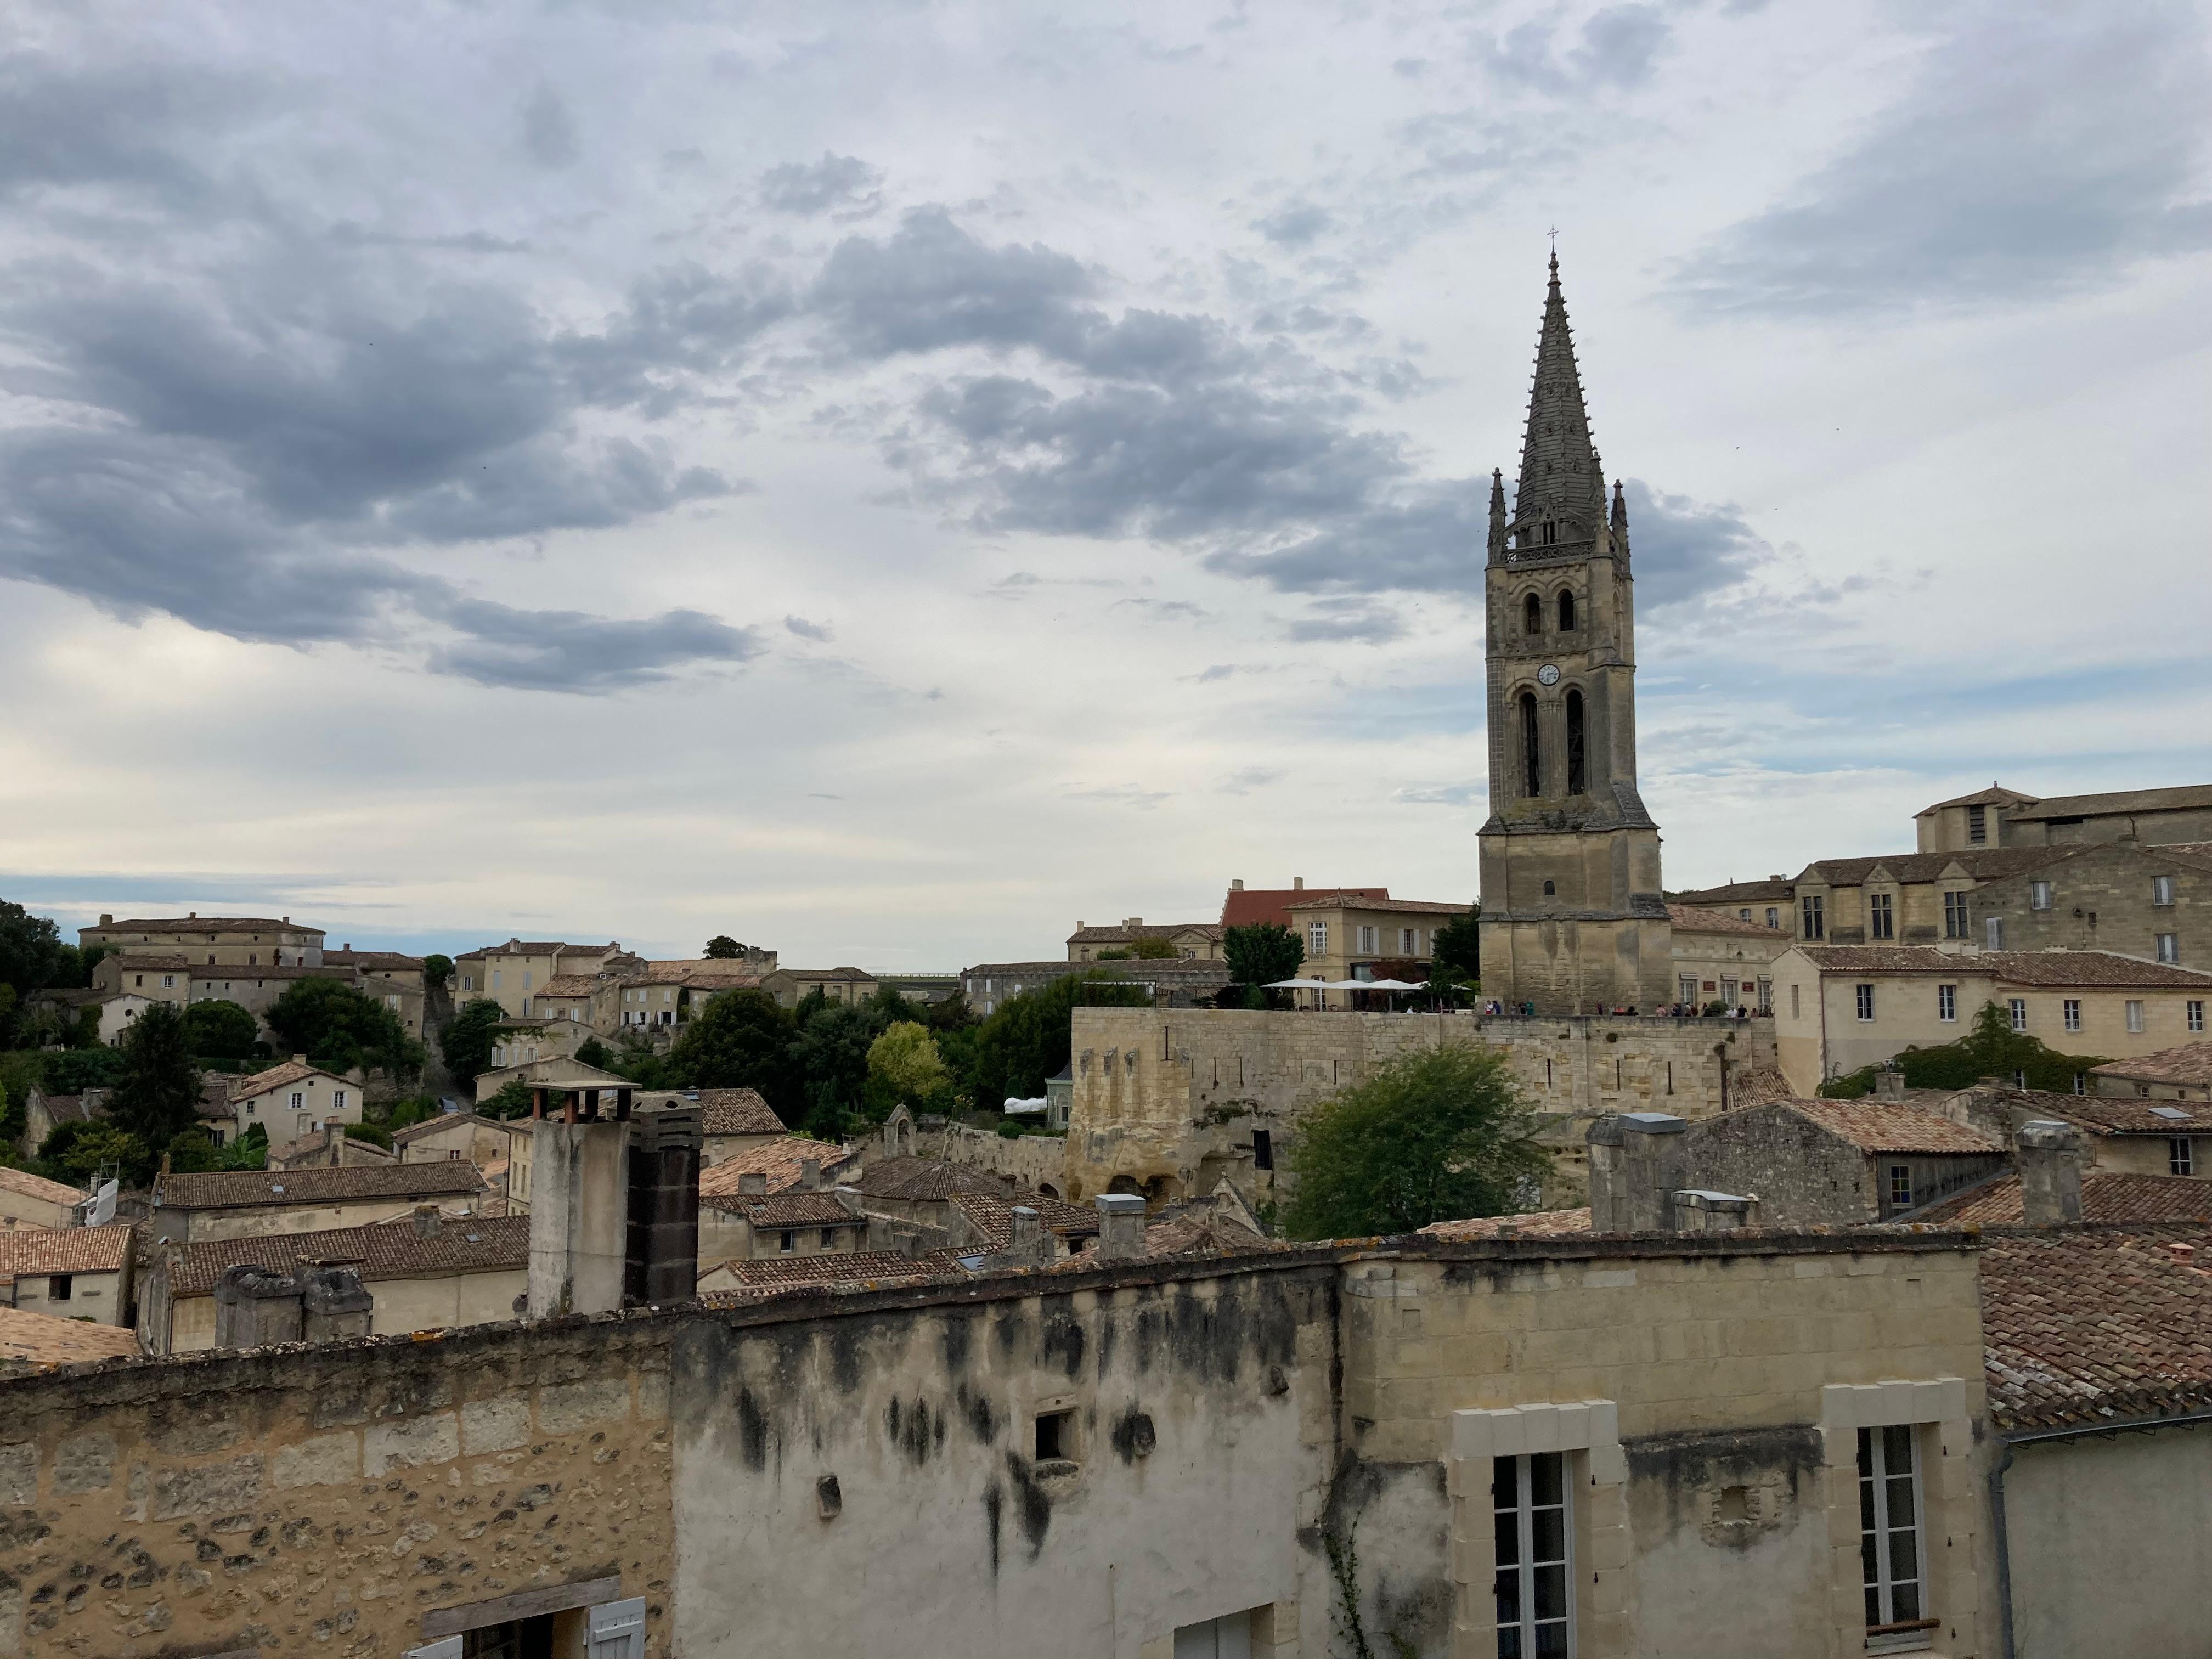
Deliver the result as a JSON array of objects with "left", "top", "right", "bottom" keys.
[
  {"left": 1558, "top": 590, "right": 1576, "bottom": 631},
  {"left": 1566, "top": 690, "right": 1587, "bottom": 795},
  {"left": 1520, "top": 692, "right": 1541, "bottom": 797},
  {"left": 1541, "top": 520, "right": 1558, "bottom": 545},
  {"left": 1523, "top": 592, "right": 1542, "bottom": 634}
]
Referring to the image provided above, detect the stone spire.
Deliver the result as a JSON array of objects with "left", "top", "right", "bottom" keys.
[
  {"left": 1512, "top": 251, "right": 1609, "bottom": 544},
  {"left": 1610, "top": 476, "right": 1629, "bottom": 557},
  {"left": 1487, "top": 467, "right": 1508, "bottom": 563}
]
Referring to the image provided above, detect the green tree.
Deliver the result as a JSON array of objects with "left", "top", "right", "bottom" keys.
[
  {"left": 1819, "top": 1001, "right": 2109, "bottom": 1098},
  {"left": 1429, "top": 904, "right": 1481, "bottom": 982},
  {"left": 791, "top": 1003, "right": 883, "bottom": 1134},
  {"left": 422, "top": 954, "right": 453, "bottom": 991},
  {"left": 165, "top": 1126, "right": 222, "bottom": 1173},
  {"left": 867, "top": 1021, "right": 949, "bottom": 1107},
  {"left": 1224, "top": 922, "right": 1304, "bottom": 988},
  {"left": 440, "top": 998, "right": 509, "bottom": 1083},
  {"left": 266, "top": 978, "right": 421, "bottom": 1078},
  {"left": 1128, "top": 936, "right": 1180, "bottom": 960},
  {"left": 668, "top": 989, "right": 800, "bottom": 1114},
  {"left": 575, "top": 1036, "right": 610, "bottom": 1070},
  {"left": 41, "top": 1120, "right": 154, "bottom": 1188},
  {"left": 970, "top": 972, "right": 1146, "bottom": 1110},
  {"left": 38, "top": 1046, "right": 126, "bottom": 1093},
  {"left": 703, "top": 935, "right": 746, "bottom": 960},
  {"left": 1282, "top": 1044, "right": 1548, "bottom": 1240},
  {"left": 481, "top": 1078, "right": 535, "bottom": 1120},
  {"left": 107, "top": 1001, "right": 204, "bottom": 1149},
  {"left": 0, "top": 899, "right": 63, "bottom": 997},
  {"left": 219, "top": 1124, "right": 268, "bottom": 1170},
  {"left": 181, "top": 998, "right": 260, "bottom": 1060}
]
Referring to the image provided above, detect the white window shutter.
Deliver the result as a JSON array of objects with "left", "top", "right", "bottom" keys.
[
  {"left": 407, "top": 1640, "right": 462, "bottom": 1659},
  {"left": 588, "top": 1596, "right": 647, "bottom": 1659}
]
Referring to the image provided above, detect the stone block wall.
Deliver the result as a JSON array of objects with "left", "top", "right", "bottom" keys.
[{"left": 1970, "top": 840, "right": 2208, "bottom": 967}]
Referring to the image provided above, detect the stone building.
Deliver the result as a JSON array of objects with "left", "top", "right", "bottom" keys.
[
  {"left": 2092, "top": 1039, "right": 2212, "bottom": 1101},
  {"left": 0, "top": 1165, "right": 87, "bottom": 1232},
  {"left": 1478, "top": 257, "right": 1671, "bottom": 1013},
  {"left": 147, "top": 1160, "right": 488, "bottom": 1245},
  {"left": 78, "top": 910, "right": 325, "bottom": 966},
  {"left": 1960, "top": 837, "right": 2210, "bottom": 967},
  {"left": 1664, "top": 904, "right": 1791, "bottom": 1011},
  {"left": 1067, "top": 919, "right": 1225, "bottom": 962},
  {"left": 960, "top": 958, "right": 1231, "bottom": 1018},
  {"left": 1916, "top": 781, "right": 2212, "bottom": 851},
  {"left": 0, "top": 1224, "right": 136, "bottom": 1325}
]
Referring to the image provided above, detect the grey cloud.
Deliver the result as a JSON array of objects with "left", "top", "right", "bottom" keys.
[
  {"left": 1670, "top": 4, "right": 2212, "bottom": 314},
  {"left": 1255, "top": 202, "right": 1331, "bottom": 249},
  {"left": 785, "top": 614, "right": 834, "bottom": 641},
  {"left": 521, "top": 84, "right": 580, "bottom": 169},
  {"left": 760, "top": 153, "right": 885, "bottom": 216},
  {"left": 1486, "top": 7, "right": 1672, "bottom": 94},
  {"left": 428, "top": 601, "right": 763, "bottom": 691},
  {"left": 1201, "top": 484, "right": 1487, "bottom": 596},
  {"left": 1396, "top": 781, "right": 1486, "bottom": 806},
  {"left": 0, "top": 53, "right": 266, "bottom": 203},
  {"left": 1286, "top": 599, "right": 1406, "bottom": 644},
  {"left": 1622, "top": 481, "right": 1768, "bottom": 609},
  {"left": 811, "top": 208, "right": 1100, "bottom": 361},
  {"left": 1218, "top": 767, "right": 1282, "bottom": 794},
  {"left": 1064, "top": 785, "right": 1172, "bottom": 810}
]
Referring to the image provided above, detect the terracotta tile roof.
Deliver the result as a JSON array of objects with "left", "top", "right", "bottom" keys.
[
  {"left": 1981, "top": 1223, "right": 2212, "bottom": 1430},
  {"left": 1783, "top": 1098, "right": 2004, "bottom": 1155},
  {"left": 109, "top": 955, "right": 193, "bottom": 971},
  {"left": 1801, "top": 847, "right": 2069, "bottom": 887},
  {"left": 391, "top": 1111, "right": 524, "bottom": 1147},
  {"left": 29, "top": 1092, "right": 99, "bottom": 1126},
  {"left": 1138, "top": 1210, "right": 1283, "bottom": 1258},
  {"left": 1220, "top": 885, "right": 1389, "bottom": 929},
  {"left": 2000, "top": 1089, "right": 2212, "bottom": 1136},
  {"left": 1730, "top": 1066, "right": 1798, "bottom": 1107},
  {"left": 776, "top": 966, "right": 876, "bottom": 983},
  {"left": 1066, "top": 922, "right": 1224, "bottom": 944},
  {"left": 0, "top": 1305, "right": 142, "bottom": 1369},
  {"left": 2006, "top": 784, "right": 2212, "bottom": 822},
  {"left": 225, "top": 1060, "right": 335, "bottom": 1101},
  {"left": 0, "top": 1224, "right": 136, "bottom": 1276},
  {"left": 704, "top": 1249, "right": 964, "bottom": 1294},
  {"left": 1668, "top": 877, "right": 1796, "bottom": 906},
  {"left": 2090, "top": 1043, "right": 2212, "bottom": 1090},
  {"left": 1915, "top": 785, "right": 2040, "bottom": 815},
  {"left": 638, "top": 1088, "right": 785, "bottom": 1136},
  {"left": 1665, "top": 904, "right": 1788, "bottom": 937},
  {"left": 622, "top": 960, "right": 764, "bottom": 990},
  {"left": 853, "top": 1155, "right": 1004, "bottom": 1203},
  {"left": 698, "top": 1138, "right": 854, "bottom": 1200},
  {"left": 724, "top": 1192, "right": 866, "bottom": 1228},
  {"left": 1282, "top": 893, "right": 1472, "bottom": 915},
  {"left": 0, "top": 1166, "right": 87, "bottom": 1208},
  {"left": 949, "top": 1191, "right": 1101, "bottom": 1246},
  {"left": 1793, "top": 945, "right": 2212, "bottom": 988},
  {"left": 323, "top": 950, "right": 424, "bottom": 970},
  {"left": 155, "top": 1161, "right": 485, "bottom": 1211},
  {"left": 1914, "top": 1173, "right": 2212, "bottom": 1227},
  {"left": 539, "top": 974, "right": 602, "bottom": 998},
  {"left": 92, "top": 916, "right": 320, "bottom": 933},
  {"left": 165, "top": 1215, "right": 531, "bottom": 1299},
  {"left": 1420, "top": 1207, "right": 1594, "bottom": 1240}
]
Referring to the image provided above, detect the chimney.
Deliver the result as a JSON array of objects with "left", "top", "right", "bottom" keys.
[
  {"left": 99, "top": 913, "right": 112, "bottom": 925},
  {"left": 1670, "top": 1190, "right": 1756, "bottom": 1233},
  {"left": 738, "top": 1171, "right": 768, "bottom": 1195},
  {"left": 528, "top": 1101, "right": 634, "bottom": 1318},
  {"left": 1124, "top": 917, "right": 1143, "bottom": 929},
  {"left": 1004, "top": 1205, "right": 1048, "bottom": 1267},
  {"left": 1293, "top": 877, "right": 1304, "bottom": 890},
  {"left": 1587, "top": 1112, "right": 1689, "bottom": 1232},
  {"left": 1094, "top": 1193, "right": 1147, "bottom": 1260},
  {"left": 343, "top": 942, "right": 352, "bottom": 952},
  {"left": 213, "top": 1264, "right": 306, "bottom": 1348},
  {"left": 623, "top": 1107, "right": 702, "bottom": 1307},
  {"left": 799, "top": 1158, "right": 823, "bottom": 1191},
  {"left": 188, "top": 911, "right": 197, "bottom": 919},
  {"left": 2016, "top": 1121, "right": 2084, "bottom": 1225},
  {"left": 291, "top": 1053, "right": 307, "bottom": 1066},
  {"left": 299, "top": 1259, "right": 373, "bottom": 1341},
  {"left": 1230, "top": 880, "right": 1244, "bottom": 891},
  {"left": 411, "top": 1205, "right": 442, "bottom": 1239},
  {"left": 2170, "top": 1242, "right": 2197, "bottom": 1268},
  {"left": 1876, "top": 1069, "right": 1906, "bottom": 1102}
]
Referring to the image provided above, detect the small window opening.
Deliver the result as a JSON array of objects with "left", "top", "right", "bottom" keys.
[
  {"left": 1565, "top": 689, "right": 1586, "bottom": 795},
  {"left": 1716, "top": 1485, "right": 1751, "bottom": 1523},
  {"left": 1035, "top": 1408, "right": 1076, "bottom": 1464},
  {"left": 1251, "top": 1128, "right": 1273, "bottom": 1171},
  {"left": 1542, "top": 880, "right": 1556, "bottom": 896},
  {"left": 1523, "top": 592, "right": 1542, "bottom": 634},
  {"left": 1557, "top": 590, "right": 1576, "bottom": 630},
  {"left": 1520, "top": 692, "right": 1541, "bottom": 798}
]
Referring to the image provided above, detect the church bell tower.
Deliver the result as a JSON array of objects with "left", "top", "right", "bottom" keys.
[{"left": 1476, "top": 253, "right": 1671, "bottom": 1013}]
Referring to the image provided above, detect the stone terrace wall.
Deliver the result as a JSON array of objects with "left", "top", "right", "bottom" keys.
[
  {"left": 0, "top": 1318, "right": 674, "bottom": 1659},
  {"left": 911, "top": 1122, "right": 1069, "bottom": 1193}
]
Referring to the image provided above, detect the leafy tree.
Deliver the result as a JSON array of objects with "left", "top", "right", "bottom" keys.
[
  {"left": 41, "top": 1120, "right": 154, "bottom": 1188},
  {"left": 1429, "top": 904, "right": 1481, "bottom": 983},
  {"left": 1128, "top": 936, "right": 1181, "bottom": 960},
  {"left": 38, "top": 1046, "right": 126, "bottom": 1094},
  {"left": 440, "top": 998, "right": 508, "bottom": 1082},
  {"left": 481, "top": 1079, "right": 535, "bottom": 1120},
  {"left": 1282, "top": 1044, "right": 1548, "bottom": 1240},
  {"left": 575, "top": 1036, "right": 610, "bottom": 1069},
  {"left": 0, "top": 1075, "right": 13, "bottom": 1151},
  {"left": 0, "top": 899, "right": 63, "bottom": 1002},
  {"left": 181, "top": 998, "right": 260, "bottom": 1061},
  {"left": 703, "top": 935, "right": 746, "bottom": 960},
  {"left": 970, "top": 972, "right": 1146, "bottom": 1110},
  {"left": 1224, "top": 923, "right": 1305, "bottom": 989},
  {"left": 267, "top": 978, "right": 421, "bottom": 1079},
  {"left": 383, "top": 1094, "right": 438, "bottom": 1132},
  {"left": 791, "top": 1003, "right": 882, "bottom": 1134},
  {"left": 1819, "top": 1001, "right": 2108, "bottom": 1098},
  {"left": 107, "top": 1001, "right": 204, "bottom": 1149},
  {"left": 422, "top": 954, "right": 453, "bottom": 991},
  {"left": 220, "top": 1124, "right": 267, "bottom": 1170},
  {"left": 865, "top": 985, "right": 923, "bottom": 1027},
  {"left": 165, "top": 1126, "right": 222, "bottom": 1173},
  {"left": 668, "top": 989, "right": 800, "bottom": 1114},
  {"left": 867, "top": 1021, "right": 949, "bottom": 1107}
]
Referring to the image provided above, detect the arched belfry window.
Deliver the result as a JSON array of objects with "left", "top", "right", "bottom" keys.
[
  {"left": 1541, "top": 521, "right": 1558, "bottom": 546},
  {"left": 1519, "top": 692, "right": 1541, "bottom": 798},
  {"left": 1558, "top": 590, "right": 1576, "bottom": 631},
  {"left": 1523, "top": 592, "right": 1542, "bottom": 634},
  {"left": 1566, "top": 689, "right": 1587, "bottom": 795}
]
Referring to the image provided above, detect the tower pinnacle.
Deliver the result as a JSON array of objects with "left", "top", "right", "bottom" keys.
[{"left": 1509, "top": 251, "right": 1608, "bottom": 554}]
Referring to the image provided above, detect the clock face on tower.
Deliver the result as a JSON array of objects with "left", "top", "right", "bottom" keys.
[{"left": 1536, "top": 663, "right": 1561, "bottom": 686}]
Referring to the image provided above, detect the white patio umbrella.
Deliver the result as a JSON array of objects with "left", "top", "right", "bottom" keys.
[{"left": 1264, "top": 978, "right": 1334, "bottom": 988}]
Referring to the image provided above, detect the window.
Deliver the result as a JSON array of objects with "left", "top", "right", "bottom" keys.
[
  {"left": 2157, "top": 934, "right": 2180, "bottom": 964},
  {"left": 1557, "top": 590, "right": 1576, "bottom": 630},
  {"left": 1564, "top": 689, "right": 1586, "bottom": 795},
  {"left": 1173, "top": 1612, "right": 1255, "bottom": 1658},
  {"left": 161, "top": 974, "right": 176, "bottom": 990},
  {"left": 1943, "top": 891, "right": 1969, "bottom": 940},
  {"left": 1252, "top": 1128, "right": 1273, "bottom": 1171},
  {"left": 1357, "top": 926, "right": 1378, "bottom": 953},
  {"left": 1938, "top": 985, "right": 1956, "bottom": 1022},
  {"left": 1985, "top": 917, "right": 2004, "bottom": 950},
  {"left": 289, "top": 1091, "right": 304, "bottom": 1108},
  {"left": 1856, "top": 984, "right": 1876, "bottom": 1022},
  {"left": 1869, "top": 893, "right": 1894, "bottom": 940},
  {"left": 2008, "top": 999, "right": 2027, "bottom": 1032},
  {"left": 1859, "top": 1425, "right": 1927, "bottom": 1644},
  {"left": 2029, "top": 881, "right": 2051, "bottom": 911},
  {"left": 1520, "top": 692, "right": 1542, "bottom": 798},
  {"left": 2191, "top": 1000, "right": 2205, "bottom": 1034},
  {"left": 2073, "top": 1073, "right": 2085, "bottom": 1095},
  {"left": 1802, "top": 895, "right": 1825, "bottom": 940},
  {"left": 1767, "top": 907, "right": 1780, "bottom": 930},
  {"left": 1739, "top": 907, "right": 1752, "bottom": 921},
  {"left": 1034, "top": 1408, "right": 1076, "bottom": 1464},
  {"left": 493, "top": 970, "right": 503, "bottom": 990},
  {"left": 48, "top": 1274, "right": 72, "bottom": 1302},
  {"left": 820, "top": 1228, "right": 839, "bottom": 1248},
  {"left": 1887, "top": 1165, "right": 1912, "bottom": 1209},
  {"left": 2171, "top": 1138, "right": 2195, "bottom": 1177},
  {"left": 1967, "top": 805, "right": 1987, "bottom": 844},
  {"left": 1401, "top": 928, "right": 1417, "bottom": 954},
  {"left": 1790, "top": 984, "right": 1801, "bottom": 1019},
  {"left": 1523, "top": 592, "right": 1543, "bottom": 634},
  {"left": 332, "top": 1090, "right": 347, "bottom": 1109},
  {"left": 1308, "top": 923, "right": 1328, "bottom": 956},
  {"left": 2153, "top": 875, "right": 2175, "bottom": 907},
  {"left": 778, "top": 1230, "right": 795, "bottom": 1254},
  {"left": 2127, "top": 1000, "right": 2145, "bottom": 1034},
  {"left": 1493, "top": 1451, "right": 1571, "bottom": 1659},
  {"left": 2062, "top": 999, "right": 2080, "bottom": 1032}
]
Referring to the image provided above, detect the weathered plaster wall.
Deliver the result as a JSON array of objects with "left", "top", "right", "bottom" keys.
[
  {"left": 2004, "top": 1424, "right": 2212, "bottom": 1659},
  {"left": 0, "top": 1318, "right": 674, "bottom": 1658},
  {"left": 167, "top": 1269, "right": 529, "bottom": 1355}
]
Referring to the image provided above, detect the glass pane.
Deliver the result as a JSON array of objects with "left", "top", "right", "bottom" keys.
[
  {"left": 1494, "top": 1457, "right": 1517, "bottom": 1510},
  {"left": 1887, "top": 1475, "right": 1917, "bottom": 1526},
  {"left": 1860, "top": 1533, "right": 1878, "bottom": 1587},
  {"left": 1533, "top": 1564, "right": 1567, "bottom": 1621},
  {"left": 1856, "top": 1427, "right": 1873, "bottom": 1477},
  {"left": 1531, "top": 1452, "right": 1564, "bottom": 1506},
  {"left": 1892, "top": 1579, "right": 1921, "bottom": 1622},
  {"left": 1497, "top": 1626, "right": 1523, "bottom": 1659},
  {"left": 1497, "top": 1518, "right": 1520, "bottom": 1567},
  {"left": 1535, "top": 1621, "right": 1569, "bottom": 1659},
  {"left": 1888, "top": 1525, "right": 1918, "bottom": 1573},
  {"left": 1531, "top": 1508, "right": 1565, "bottom": 1565},
  {"left": 1864, "top": 1585, "right": 1881, "bottom": 1628},
  {"left": 1495, "top": 1570, "right": 1522, "bottom": 1626},
  {"left": 1882, "top": 1424, "right": 1914, "bottom": 1472},
  {"left": 1858, "top": 1476, "right": 1876, "bottom": 1532}
]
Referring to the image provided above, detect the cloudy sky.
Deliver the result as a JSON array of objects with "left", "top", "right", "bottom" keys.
[{"left": 2, "top": 0, "right": 2208, "bottom": 968}]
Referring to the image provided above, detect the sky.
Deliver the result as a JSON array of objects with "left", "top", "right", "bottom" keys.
[{"left": 2, "top": 0, "right": 2208, "bottom": 969}]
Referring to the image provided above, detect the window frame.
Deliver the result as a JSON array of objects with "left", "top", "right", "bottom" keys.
[
  {"left": 1937, "top": 984, "right": 1956, "bottom": 1023},
  {"left": 2190, "top": 1000, "right": 2205, "bottom": 1034},
  {"left": 1967, "top": 805, "right": 1987, "bottom": 844},
  {"left": 2152, "top": 874, "right": 2175, "bottom": 907},
  {"left": 2008, "top": 998, "right": 2027, "bottom": 1033},
  {"left": 1493, "top": 1449, "right": 1573, "bottom": 1659},
  {"left": 2170, "top": 1138, "right": 2194, "bottom": 1178},
  {"left": 1803, "top": 895, "right": 1825, "bottom": 940},
  {"left": 2062, "top": 998, "right": 2081, "bottom": 1033},
  {"left": 1869, "top": 891, "right": 1895, "bottom": 940},
  {"left": 1855, "top": 983, "right": 1876, "bottom": 1022},
  {"left": 2028, "top": 881, "right": 2051, "bottom": 912},
  {"left": 1887, "top": 1165, "right": 1912, "bottom": 1210},
  {"left": 2126, "top": 1000, "right": 2146, "bottom": 1034},
  {"left": 1858, "top": 1425, "right": 1931, "bottom": 1649},
  {"left": 2156, "top": 934, "right": 2180, "bottom": 964}
]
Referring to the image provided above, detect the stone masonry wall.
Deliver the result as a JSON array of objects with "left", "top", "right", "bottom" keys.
[
  {"left": 909, "top": 1122, "right": 1069, "bottom": 1193},
  {"left": 1969, "top": 840, "right": 2209, "bottom": 968},
  {"left": 0, "top": 1317, "right": 674, "bottom": 1659}
]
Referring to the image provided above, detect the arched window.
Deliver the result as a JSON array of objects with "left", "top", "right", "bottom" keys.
[
  {"left": 1558, "top": 589, "right": 1576, "bottom": 631},
  {"left": 1523, "top": 592, "right": 1542, "bottom": 634},
  {"left": 1519, "top": 692, "right": 1541, "bottom": 798},
  {"left": 1543, "top": 880, "right": 1556, "bottom": 896},
  {"left": 1566, "top": 689, "right": 1587, "bottom": 795},
  {"left": 1541, "top": 521, "right": 1558, "bottom": 545}
]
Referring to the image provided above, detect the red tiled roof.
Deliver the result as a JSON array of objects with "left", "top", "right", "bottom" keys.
[
  {"left": 1995, "top": 1088, "right": 2212, "bottom": 1136},
  {"left": 1282, "top": 893, "right": 1472, "bottom": 915},
  {"left": 950, "top": 1191, "right": 1101, "bottom": 1246},
  {"left": 853, "top": 1156, "right": 1003, "bottom": 1203},
  {"left": 1783, "top": 1098, "right": 2003, "bottom": 1155},
  {"left": 1066, "top": 922, "right": 1224, "bottom": 945},
  {"left": 1793, "top": 946, "right": 2212, "bottom": 988},
  {"left": 324, "top": 950, "right": 424, "bottom": 970},
  {"left": 2090, "top": 1043, "right": 2212, "bottom": 1090},
  {"left": 704, "top": 1249, "right": 964, "bottom": 1294},
  {"left": 640, "top": 1088, "right": 785, "bottom": 1137},
  {"left": 0, "top": 1166, "right": 87, "bottom": 1208},
  {"left": 226, "top": 1059, "right": 345, "bottom": 1101},
  {"left": 1981, "top": 1223, "right": 2212, "bottom": 1430},
  {"left": 722, "top": 1192, "right": 866, "bottom": 1228},
  {"left": 623, "top": 960, "right": 765, "bottom": 990},
  {"left": 539, "top": 974, "right": 601, "bottom": 998},
  {"left": 0, "top": 1306, "right": 142, "bottom": 1369},
  {"left": 698, "top": 1138, "right": 854, "bottom": 1201},
  {"left": 155, "top": 1161, "right": 485, "bottom": 1211},
  {"left": 1220, "top": 885, "right": 1390, "bottom": 930},
  {"left": 165, "top": 1215, "right": 530, "bottom": 1299},
  {"left": 1420, "top": 1207, "right": 1593, "bottom": 1240},
  {"left": 0, "top": 1224, "right": 136, "bottom": 1276},
  {"left": 1914, "top": 1173, "right": 2212, "bottom": 1227},
  {"left": 391, "top": 1111, "right": 524, "bottom": 1147},
  {"left": 1665, "top": 904, "right": 1788, "bottom": 937},
  {"left": 1730, "top": 1067, "right": 1798, "bottom": 1108},
  {"left": 108, "top": 955, "right": 193, "bottom": 971}
]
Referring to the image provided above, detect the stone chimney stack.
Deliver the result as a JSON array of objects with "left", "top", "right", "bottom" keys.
[
  {"left": 529, "top": 1092, "right": 638, "bottom": 1320},
  {"left": 1875, "top": 1069, "right": 1906, "bottom": 1102},
  {"left": 1094, "top": 1193, "right": 1148, "bottom": 1260},
  {"left": 799, "top": 1158, "right": 823, "bottom": 1192},
  {"left": 411, "top": 1205, "right": 442, "bottom": 1239},
  {"left": 738, "top": 1171, "right": 768, "bottom": 1196},
  {"left": 2017, "top": 1120, "right": 2084, "bottom": 1226},
  {"left": 213, "top": 1264, "right": 306, "bottom": 1348},
  {"left": 1587, "top": 1112, "right": 1689, "bottom": 1232},
  {"left": 1003, "top": 1205, "right": 1049, "bottom": 1267},
  {"left": 299, "top": 1260, "right": 374, "bottom": 1341},
  {"left": 624, "top": 1108, "right": 703, "bottom": 1306},
  {"left": 1293, "top": 877, "right": 1304, "bottom": 890}
]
